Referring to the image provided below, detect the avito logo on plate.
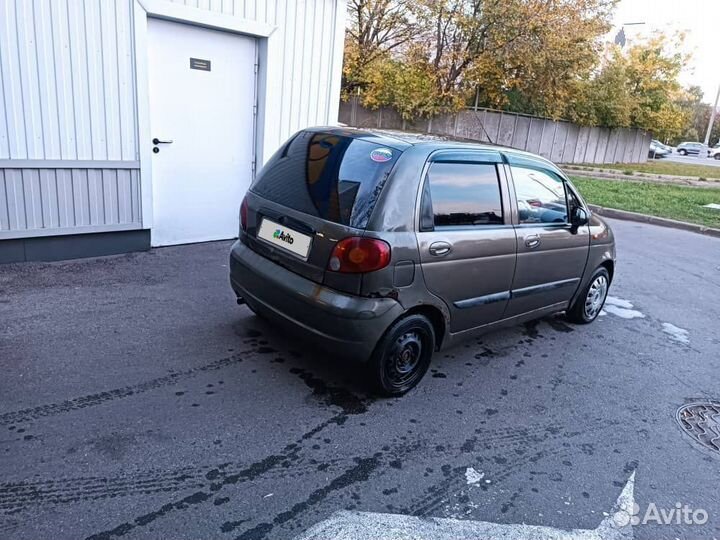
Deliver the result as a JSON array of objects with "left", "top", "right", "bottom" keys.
[{"left": 272, "top": 229, "right": 295, "bottom": 244}]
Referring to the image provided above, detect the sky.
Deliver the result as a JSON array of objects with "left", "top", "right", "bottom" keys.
[{"left": 611, "top": 0, "right": 720, "bottom": 104}]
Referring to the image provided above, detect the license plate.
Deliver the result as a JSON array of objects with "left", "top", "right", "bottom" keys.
[{"left": 257, "top": 218, "right": 312, "bottom": 259}]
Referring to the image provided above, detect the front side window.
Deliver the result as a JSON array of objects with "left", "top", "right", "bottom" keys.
[
  {"left": 511, "top": 165, "right": 568, "bottom": 224},
  {"left": 424, "top": 162, "right": 503, "bottom": 228}
]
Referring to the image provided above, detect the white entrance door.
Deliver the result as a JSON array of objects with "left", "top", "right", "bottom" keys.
[{"left": 147, "top": 18, "right": 256, "bottom": 246}]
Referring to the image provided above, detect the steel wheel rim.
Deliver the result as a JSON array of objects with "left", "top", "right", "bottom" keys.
[
  {"left": 584, "top": 275, "right": 608, "bottom": 319},
  {"left": 386, "top": 331, "right": 423, "bottom": 388}
]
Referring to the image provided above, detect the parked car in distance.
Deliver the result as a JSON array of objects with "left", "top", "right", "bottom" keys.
[
  {"left": 708, "top": 146, "right": 720, "bottom": 160},
  {"left": 652, "top": 139, "right": 673, "bottom": 152},
  {"left": 229, "top": 128, "right": 616, "bottom": 395},
  {"left": 649, "top": 140, "right": 671, "bottom": 158},
  {"left": 676, "top": 141, "right": 707, "bottom": 156}
]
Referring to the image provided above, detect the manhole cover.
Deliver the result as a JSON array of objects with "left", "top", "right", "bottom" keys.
[{"left": 676, "top": 401, "right": 720, "bottom": 453}]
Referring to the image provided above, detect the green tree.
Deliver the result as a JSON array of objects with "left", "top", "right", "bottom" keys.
[
  {"left": 677, "top": 86, "right": 720, "bottom": 146},
  {"left": 342, "top": 0, "right": 698, "bottom": 140},
  {"left": 475, "top": 0, "right": 615, "bottom": 118},
  {"left": 342, "top": 0, "right": 615, "bottom": 119},
  {"left": 343, "top": 0, "right": 415, "bottom": 98},
  {"left": 572, "top": 34, "right": 691, "bottom": 141}
]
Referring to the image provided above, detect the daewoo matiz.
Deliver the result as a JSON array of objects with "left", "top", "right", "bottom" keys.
[{"left": 230, "top": 128, "right": 615, "bottom": 395}]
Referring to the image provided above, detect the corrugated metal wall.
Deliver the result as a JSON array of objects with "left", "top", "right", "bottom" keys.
[
  {"left": 0, "top": 0, "right": 342, "bottom": 163},
  {"left": 0, "top": 0, "right": 140, "bottom": 240},
  {"left": 0, "top": 167, "right": 141, "bottom": 238},
  {"left": 0, "top": 0, "right": 344, "bottom": 242},
  {"left": 167, "top": 0, "right": 342, "bottom": 135},
  {"left": 0, "top": 0, "right": 138, "bottom": 161}
]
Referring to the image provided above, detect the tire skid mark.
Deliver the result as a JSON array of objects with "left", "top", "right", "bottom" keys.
[
  {"left": 433, "top": 432, "right": 631, "bottom": 519},
  {"left": 0, "top": 518, "right": 19, "bottom": 534},
  {"left": 3, "top": 365, "right": 370, "bottom": 521},
  {"left": 405, "top": 417, "right": 622, "bottom": 517},
  {"left": 84, "top": 416, "right": 428, "bottom": 540},
  {"left": 83, "top": 407, "right": 356, "bottom": 540},
  {"left": 0, "top": 456, "right": 352, "bottom": 515},
  {"left": 234, "top": 456, "right": 381, "bottom": 540},
  {"left": 1, "top": 466, "right": 203, "bottom": 514},
  {"left": 226, "top": 440, "right": 429, "bottom": 539},
  {"left": 0, "top": 348, "right": 257, "bottom": 427}
]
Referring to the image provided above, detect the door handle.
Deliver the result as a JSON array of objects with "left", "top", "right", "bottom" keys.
[
  {"left": 525, "top": 234, "right": 541, "bottom": 249},
  {"left": 152, "top": 138, "right": 173, "bottom": 144},
  {"left": 429, "top": 241, "right": 451, "bottom": 256}
]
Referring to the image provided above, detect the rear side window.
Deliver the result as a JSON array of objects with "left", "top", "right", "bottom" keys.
[
  {"left": 424, "top": 162, "right": 503, "bottom": 228},
  {"left": 251, "top": 131, "right": 401, "bottom": 229}
]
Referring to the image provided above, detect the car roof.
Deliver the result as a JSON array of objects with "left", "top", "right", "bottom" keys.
[{"left": 312, "top": 126, "right": 559, "bottom": 169}]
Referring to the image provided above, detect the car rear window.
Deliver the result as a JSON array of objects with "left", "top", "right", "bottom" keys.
[{"left": 251, "top": 130, "right": 402, "bottom": 229}]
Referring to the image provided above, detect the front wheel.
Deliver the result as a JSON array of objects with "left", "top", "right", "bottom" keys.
[
  {"left": 566, "top": 267, "right": 610, "bottom": 324},
  {"left": 714, "top": 154, "right": 720, "bottom": 160},
  {"left": 678, "top": 149, "right": 687, "bottom": 156},
  {"left": 368, "top": 314, "right": 435, "bottom": 396}
]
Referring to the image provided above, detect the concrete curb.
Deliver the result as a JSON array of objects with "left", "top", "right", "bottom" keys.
[
  {"left": 566, "top": 168, "right": 716, "bottom": 188},
  {"left": 563, "top": 165, "right": 717, "bottom": 183},
  {"left": 589, "top": 204, "right": 720, "bottom": 239}
]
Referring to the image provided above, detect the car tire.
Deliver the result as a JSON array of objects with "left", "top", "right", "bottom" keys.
[
  {"left": 368, "top": 314, "right": 435, "bottom": 396},
  {"left": 566, "top": 267, "right": 610, "bottom": 324},
  {"left": 678, "top": 149, "right": 687, "bottom": 156},
  {"left": 715, "top": 154, "right": 720, "bottom": 160}
]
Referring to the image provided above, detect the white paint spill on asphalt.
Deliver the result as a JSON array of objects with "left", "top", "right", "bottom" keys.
[
  {"left": 604, "top": 305, "right": 645, "bottom": 319},
  {"left": 661, "top": 323, "right": 690, "bottom": 344},
  {"left": 605, "top": 296, "right": 633, "bottom": 309},
  {"left": 464, "top": 467, "right": 484, "bottom": 485},
  {"left": 604, "top": 296, "right": 645, "bottom": 320},
  {"left": 294, "top": 473, "right": 636, "bottom": 540}
]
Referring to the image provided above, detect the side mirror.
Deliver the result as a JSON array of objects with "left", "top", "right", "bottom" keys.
[{"left": 570, "top": 206, "right": 588, "bottom": 231}]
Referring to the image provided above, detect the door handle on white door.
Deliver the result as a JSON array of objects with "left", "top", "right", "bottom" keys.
[
  {"left": 152, "top": 138, "right": 173, "bottom": 144},
  {"left": 429, "top": 241, "right": 452, "bottom": 256},
  {"left": 525, "top": 234, "right": 541, "bottom": 249}
]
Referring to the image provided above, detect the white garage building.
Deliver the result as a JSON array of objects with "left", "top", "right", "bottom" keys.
[{"left": 0, "top": 0, "right": 346, "bottom": 262}]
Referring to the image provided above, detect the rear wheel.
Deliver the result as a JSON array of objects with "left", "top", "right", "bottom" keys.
[
  {"left": 566, "top": 267, "right": 610, "bottom": 324},
  {"left": 714, "top": 154, "right": 720, "bottom": 160},
  {"left": 368, "top": 314, "right": 435, "bottom": 396},
  {"left": 678, "top": 149, "right": 687, "bottom": 156}
]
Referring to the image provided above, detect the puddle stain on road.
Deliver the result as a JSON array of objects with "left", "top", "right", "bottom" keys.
[
  {"left": 661, "top": 323, "right": 690, "bottom": 345},
  {"left": 602, "top": 297, "right": 645, "bottom": 320}
]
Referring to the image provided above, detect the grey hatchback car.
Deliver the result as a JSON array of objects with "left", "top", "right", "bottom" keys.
[{"left": 230, "top": 128, "right": 615, "bottom": 395}]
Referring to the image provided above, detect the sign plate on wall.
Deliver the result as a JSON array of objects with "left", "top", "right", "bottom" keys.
[{"left": 189, "top": 58, "right": 211, "bottom": 71}]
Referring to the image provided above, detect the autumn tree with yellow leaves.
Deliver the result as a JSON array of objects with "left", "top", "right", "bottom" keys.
[
  {"left": 343, "top": 0, "right": 696, "bottom": 140},
  {"left": 344, "top": 0, "right": 615, "bottom": 118}
]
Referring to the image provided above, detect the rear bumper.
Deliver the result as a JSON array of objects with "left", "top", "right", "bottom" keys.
[{"left": 229, "top": 240, "right": 403, "bottom": 362}]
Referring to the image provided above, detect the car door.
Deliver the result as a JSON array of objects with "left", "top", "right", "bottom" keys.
[
  {"left": 417, "top": 150, "right": 517, "bottom": 333},
  {"left": 504, "top": 154, "right": 590, "bottom": 318}
]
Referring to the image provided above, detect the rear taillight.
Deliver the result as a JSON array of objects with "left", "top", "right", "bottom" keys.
[
  {"left": 240, "top": 195, "right": 248, "bottom": 232},
  {"left": 328, "top": 237, "right": 391, "bottom": 274}
]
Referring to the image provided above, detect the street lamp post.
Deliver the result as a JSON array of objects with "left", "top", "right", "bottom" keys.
[
  {"left": 703, "top": 84, "right": 720, "bottom": 148},
  {"left": 614, "top": 22, "right": 645, "bottom": 48}
]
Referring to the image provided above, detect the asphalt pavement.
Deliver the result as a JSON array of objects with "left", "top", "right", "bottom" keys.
[
  {"left": 1, "top": 218, "right": 719, "bottom": 540},
  {"left": 663, "top": 153, "right": 720, "bottom": 167}
]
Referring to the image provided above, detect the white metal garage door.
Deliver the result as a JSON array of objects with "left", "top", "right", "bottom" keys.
[{"left": 147, "top": 18, "right": 256, "bottom": 247}]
